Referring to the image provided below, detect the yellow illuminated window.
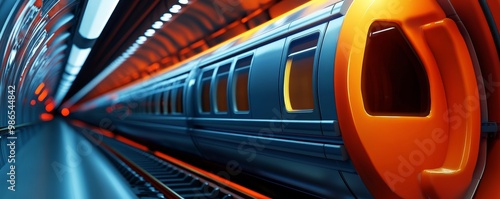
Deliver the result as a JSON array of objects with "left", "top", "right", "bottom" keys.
[
  {"left": 233, "top": 56, "right": 252, "bottom": 112},
  {"left": 284, "top": 33, "right": 318, "bottom": 112},
  {"left": 215, "top": 64, "right": 231, "bottom": 113}
]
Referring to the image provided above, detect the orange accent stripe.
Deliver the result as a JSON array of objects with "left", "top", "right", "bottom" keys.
[
  {"left": 38, "top": 90, "right": 48, "bottom": 101},
  {"left": 116, "top": 135, "right": 149, "bottom": 151},
  {"left": 241, "top": 8, "right": 264, "bottom": 24},
  {"left": 190, "top": 40, "right": 207, "bottom": 49},
  {"left": 154, "top": 151, "right": 270, "bottom": 199},
  {"left": 69, "top": 120, "right": 115, "bottom": 138},
  {"left": 35, "top": 83, "right": 45, "bottom": 95},
  {"left": 210, "top": 28, "right": 227, "bottom": 39},
  {"left": 94, "top": 128, "right": 115, "bottom": 138},
  {"left": 70, "top": 120, "right": 87, "bottom": 128}
]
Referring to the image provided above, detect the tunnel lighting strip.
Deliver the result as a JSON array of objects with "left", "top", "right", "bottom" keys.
[
  {"left": 54, "top": 0, "right": 120, "bottom": 106},
  {"left": 62, "top": 0, "right": 192, "bottom": 108}
]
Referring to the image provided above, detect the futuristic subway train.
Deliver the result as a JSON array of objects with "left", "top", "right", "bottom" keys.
[{"left": 73, "top": 0, "right": 500, "bottom": 198}]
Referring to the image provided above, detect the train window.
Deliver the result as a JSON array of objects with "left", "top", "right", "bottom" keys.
[
  {"left": 151, "top": 95, "right": 157, "bottom": 114},
  {"left": 159, "top": 92, "right": 164, "bottom": 114},
  {"left": 199, "top": 69, "right": 214, "bottom": 113},
  {"left": 233, "top": 56, "right": 252, "bottom": 112},
  {"left": 155, "top": 93, "right": 162, "bottom": 115},
  {"left": 140, "top": 97, "right": 146, "bottom": 113},
  {"left": 362, "top": 22, "right": 430, "bottom": 116},
  {"left": 284, "top": 33, "right": 318, "bottom": 112},
  {"left": 165, "top": 90, "right": 172, "bottom": 114},
  {"left": 150, "top": 95, "right": 156, "bottom": 114},
  {"left": 175, "top": 86, "right": 184, "bottom": 113},
  {"left": 147, "top": 96, "right": 152, "bottom": 114},
  {"left": 215, "top": 64, "right": 231, "bottom": 113}
]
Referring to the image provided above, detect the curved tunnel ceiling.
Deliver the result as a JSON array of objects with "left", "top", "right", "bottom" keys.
[
  {"left": 0, "top": 0, "right": 310, "bottom": 123},
  {"left": 0, "top": 0, "right": 82, "bottom": 125},
  {"left": 63, "top": 0, "right": 309, "bottom": 109}
]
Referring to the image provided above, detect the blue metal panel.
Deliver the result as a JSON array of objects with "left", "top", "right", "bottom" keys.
[
  {"left": 114, "top": 119, "right": 202, "bottom": 156},
  {"left": 342, "top": 172, "right": 374, "bottom": 199},
  {"left": 248, "top": 38, "right": 285, "bottom": 122},
  {"left": 191, "top": 128, "right": 354, "bottom": 198},
  {"left": 318, "top": 16, "right": 344, "bottom": 136},
  {"left": 324, "top": 144, "right": 348, "bottom": 161}
]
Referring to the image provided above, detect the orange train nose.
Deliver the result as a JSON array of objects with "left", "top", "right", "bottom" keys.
[{"left": 335, "top": 0, "right": 481, "bottom": 198}]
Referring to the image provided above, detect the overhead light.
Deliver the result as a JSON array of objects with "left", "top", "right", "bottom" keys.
[
  {"left": 172, "top": 4, "right": 181, "bottom": 10},
  {"left": 79, "top": 0, "right": 120, "bottom": 39},
  {"left": 65, "top": 64, "right": 82, "bottom": 75},
  {"left": 62, "top": 73, "right": 77, "bottom": 81},
  {"left": 136, "top": 36, "right": 147, "bottom": 44},
  {"left": 179, "top": 0, "right": 188, "bottom": 5},
  {"left": 67, "top": 45, "right": 92, "bottom": 67},
  {"left": 160, "top": 13, "right": 172, "bottom": 21},
  {"left": 144, "top": 29, "right": 155, "bottom": 37},
  {"left": 152, "top": 21, "right": 163, "bottom": 29},
  {"left": 170, "top": 5, "right": 182, "bottom": 13}
]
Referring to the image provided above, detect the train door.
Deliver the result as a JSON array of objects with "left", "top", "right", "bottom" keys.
[
  {"left": 335, "top": 0, "right": 484, "bottom": 198},
  {"left": 279, "top": 24, "right": 327, "bottom": 136}
]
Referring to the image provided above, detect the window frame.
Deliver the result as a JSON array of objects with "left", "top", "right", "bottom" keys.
[
  {"left": 284, "top": 46, "right": 317, "bottom": 113},
  {"left": 231, "top": 55, "right": 253, "bottom": 114},
  {"left": 213, "top": 62, "right": 232, "bottom": 114}
]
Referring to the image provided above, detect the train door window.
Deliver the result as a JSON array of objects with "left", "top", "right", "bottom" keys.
[
  {"left": 147, "top": 95, "right": 152, "bottom": 114},
  {"left": 150, "top": 95, "right": 156, "bottom": 114},
  {"left": 140, "top": 97, "right": 146, "bottom": 113},
  {"left": 151, "top": 94, "right": 156, "bottom": 114},
  {"left": 284, "top": 33, "right": 319, "bottom": 112},
  {"left": 173, "top": 80, "right": 185, "bottom": 114},
  {"left": 215, "top": 63, "right": 231, "bottom": 113},
  {"left": 165, "top": 89, "right": 171, "bottom": 114},
  {"left": 232, "top": 55, "right": 252, "bottom": 112},
  {"left": 159, "top": 91, "right": 164, "bottom": 114},
  {"left": 199, "top": 69, "right": 214, "bottom": 113},
  {"left": 155, "top": 93, "right": 162, "bottom": 115},
  {"left": 175, "top": 86, "right": 184, "bottom": 113}
]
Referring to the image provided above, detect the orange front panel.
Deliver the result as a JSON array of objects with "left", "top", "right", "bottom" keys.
[{"left": 335, "top": 0, "right": 481, "bottom": 198}]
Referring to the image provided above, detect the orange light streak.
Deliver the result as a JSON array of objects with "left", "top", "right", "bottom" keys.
[
  {"left": 38, "top": 90, "right": 48, "bottom": 101},
  {"left": 35, "top": 83, "right": 45, "bottom": 95}
]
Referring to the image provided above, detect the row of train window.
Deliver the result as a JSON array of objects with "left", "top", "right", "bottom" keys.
[
  {"left": 134, "top": 32, "right": 320, "bottom": 115},
  {"left": 135, "top": 80, "right": 185, "bottom": 114},
  {"left": 199, "top": 55, "right": 252, "bottom": 114}
]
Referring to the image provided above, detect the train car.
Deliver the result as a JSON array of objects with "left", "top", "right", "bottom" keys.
[{"left": 73, "top": 0, "right": 500, "bottom": 198}]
